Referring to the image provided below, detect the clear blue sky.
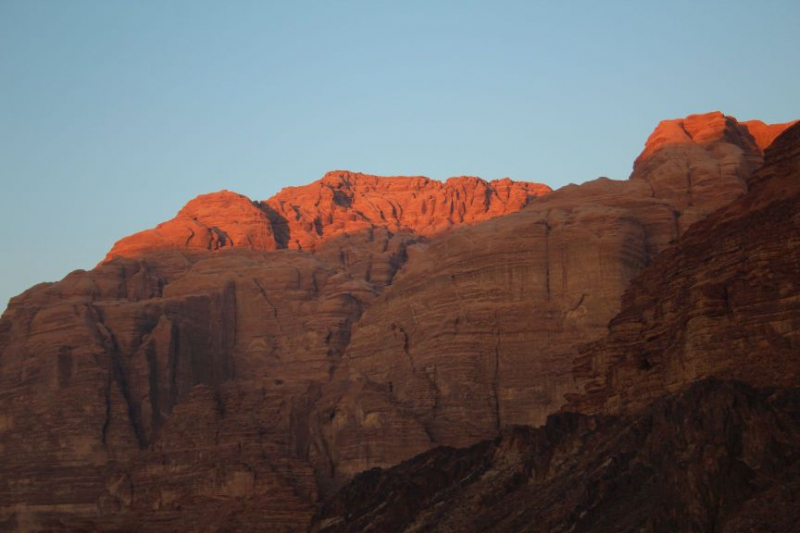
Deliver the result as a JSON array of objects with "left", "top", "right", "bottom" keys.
[{"left": 1, "top": 0, "right": 799, "bottom": 310}]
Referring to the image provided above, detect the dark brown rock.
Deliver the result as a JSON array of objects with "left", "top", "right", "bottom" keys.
[
  {"left": 568, "top": 120, "right": 800, "bottom": 417},
  {"left": 311, "top": 113, "right": 792, "bottom": 485},
  {"left": 310, "top": 380, "right": 800, "bottom": 533},
  {"left": 0, "top": 114, "right": 795, "bottom": 532}
]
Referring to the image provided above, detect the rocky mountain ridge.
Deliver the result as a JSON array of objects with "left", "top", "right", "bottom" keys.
[
  {"left": 569, "top": 117, "right": 800, "bottom": 415},
  {"left": 104, "top": 173, "right": 551, "bottom": 261},
  {"left": 310, "top": 112, "right": 795, "bottom": 489},
  {"left": 0, "top": 112, "right": 796, "bottom": 531},
  {"left": 310, "top": 120, "right": 800, "bottom": 532},
  {"left": 311, "top": 380, "right": 800, "bottom": 533}
]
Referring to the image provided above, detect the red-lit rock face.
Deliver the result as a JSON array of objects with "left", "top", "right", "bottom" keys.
[
  {"left": 103, "top": 190, "right": 279, "bottom": 259},
  {"left": 104, "top": 173, "right": 551, "bottom": 261},
  {"left": 742, "top": 118, "right": 799, "bottom": 151},
  {"left": 313, "top": 114, "right": 792, "bottom": 482},
  {"left": 0, "top": 113, "right": 795, "bottom": 532},
  {"left": 569, "top": 120, "right": 800, "bottom": 417},
  {"left": 264, "top": 173, "right": 552, "bottom": 250}
]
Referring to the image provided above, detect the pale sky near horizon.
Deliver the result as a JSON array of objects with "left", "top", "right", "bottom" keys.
[{"left": 1, "top": 0, "right": 799, "bottom": 310}]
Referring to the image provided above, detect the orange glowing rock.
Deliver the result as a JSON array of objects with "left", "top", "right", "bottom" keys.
[{"left": 104, "top": 173, "right": 551, "bottom": 261}]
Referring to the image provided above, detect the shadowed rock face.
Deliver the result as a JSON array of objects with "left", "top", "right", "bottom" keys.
[
  {"left": 310, "top": 120, "right": 800, "bottom": 533},
  {"left": 0, "top": 113, "right": 795, "bottom": 532},
  {"left": 568, "top": 120, "right": 800, "bottom": 416},
  {"left": 309, "top": 380, "right": 800, "bottom": 533},
  {"left": 312, "top": 113, "right": 793, "bottom": 486},
  {"left": 0, "top": 174, "right": 548, "bottom": 532}
]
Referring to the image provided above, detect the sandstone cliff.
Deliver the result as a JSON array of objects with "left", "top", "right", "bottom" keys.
[
  {"left": 104, "top": 173, "right": 550, "bottom": 260},
  {"left": 310, "top": 113, "right": 794, "bottom": 489},
  {"left": 310, "top": 380, "right": 800, "bottom": 533},
  {"left": 568, "top": 120, "right": 800, "bottom": 416},
  {"left": 0, "top": 175, "right": 547, "bottom": 531},
  {"left": 0, "top": 113, "right": 794, "bottom": 531},
  {"left": 309, "top": 120, "right": 800, "bottom": 533}
]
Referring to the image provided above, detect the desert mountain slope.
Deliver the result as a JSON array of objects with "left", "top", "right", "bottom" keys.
[
  {"left": 311, "top": 113, "right": 793, "bottom": 487},
  {"left": 309, "top": 119, "right": 800, "bottom": 533},
  {"left": 0, "top": 174, "right": 549, "bottom": 532},
  {"left": 568, "top": 119, "right": 800, "bottom": 415},
  {"left": 0, "top": 113, "right": 794, "bottom": 531},
  {"left": 310, "top": 380, "right": 800, "bottom": 533}
]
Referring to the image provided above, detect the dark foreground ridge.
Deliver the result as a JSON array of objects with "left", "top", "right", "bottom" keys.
[
  {"left": 311, "top": 379, "right": 800, "bottom": 533},
  {"left": 0, "top": 114, "right": 797, "bottom": 531},
  {"left": 311, "top": 119, "right": 800, "bottom": 533}
]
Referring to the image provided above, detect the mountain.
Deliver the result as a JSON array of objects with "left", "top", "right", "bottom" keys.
[
  {"left": 308, "top": 112, "right": 793, "bottom": 488},
  {"left": 0, "top": 174, "right": 549, "bottom": 532},
  {"left": 310, "top": 380, "right": 800, "bottom": 533},
  {"left": 0, "top": 113, "right": 795, "bottom": 532},
  {"left": 310, "top": 120, "right": 800, "bottom": 532},
  {"left": 104, "top": 173, "right": 550, "bottom": 260},
  {"left": 569, "top": 117, "right": 800, "bottom": 415}
]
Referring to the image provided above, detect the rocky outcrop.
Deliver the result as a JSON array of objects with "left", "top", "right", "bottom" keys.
[
  {"left": 105, "top": 173, "right": 551, "bottom": 260},
  {"left": 630, "top": 111, "right": 762, "bottom": 229},
  {"left": 309, "top": 120, "right": 800, "bottom": 533},
  {"left": 0, "top": 174, "right": 546, "bottom": 532},
  {"left": 310, "top": 380, "right": 800, "bottom": 533},
  {"left": 0, "top": 113, "right": 795, "bottom": 531},
  {"left": 310, "top": 113, "right": 793, "bottom": 486},
  {"left": 568, "top": 120, "right": 800, "bottom": 416},
  {"left": 102, "top": 190, "right": 281, "bottom": 259},
  {"left": 263, "top": 173, "right": 551, "bottom": 251},
  {"left": 742, "top": 118, "right": 798, "bottom": 151}
]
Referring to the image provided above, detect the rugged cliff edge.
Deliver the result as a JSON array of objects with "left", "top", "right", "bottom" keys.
[
  {"left": 568, "top": 119, "right": 800, "bottom": 415},
  {"left": 0, "top": 113, "right": 795, "bottom": 532},
  {"left": 311, "top": 113, "right": 793, "bottom": 489},
  {"left": 309, "top": 121, "right": 800, "bottom": 532},
  {"left": 310, "top": 380, "right": 800, "bottom": 533},
  {"left": 104, "top": 174, "right": 550, "bottom": 260}
]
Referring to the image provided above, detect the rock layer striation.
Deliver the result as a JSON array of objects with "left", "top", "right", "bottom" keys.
[
  {"left": 310, "top": 121, "right": 800, "bottom": 533},
  {"left": 312, "top": 113, "right": 793, "bottom": 487},
  {"left": 0, "top": 113, "right": 795, "bottom": 531},
  {"left": 310, "top": 380, "right": 800, "bottom": 533},
  {"left": 568, "top": 119, "right": 800, "bottom": 415}
]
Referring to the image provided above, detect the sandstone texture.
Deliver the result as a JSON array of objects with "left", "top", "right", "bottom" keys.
[
  {"left": 568, "top": 119, "right": 800, "bottom": 416},
  {"left": 0, "top": 174, "right": 547, "bottom": 531},
  {"left": 0, "top": 113, "right": 795, "bottom": 531},
  {"left": 310, "top": 119, "right": 800, "bottom": 533},
  {"left": 310, "top": 380, "right": 800, "bottom": 533},
  {"left": 105, "top": 174, "right": 550, "bottom": 260},
  {"left": 313, "top": 113, "right": 791, "bottom": 486}
]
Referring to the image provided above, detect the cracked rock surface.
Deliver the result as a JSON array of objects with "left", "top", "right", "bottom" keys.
[{"left": 0, "top": 113, "right": 795, "bottom": 531}]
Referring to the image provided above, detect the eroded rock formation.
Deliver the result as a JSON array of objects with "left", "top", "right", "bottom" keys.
[
  {"left": 0, "top": 174, "right": 547, "bottom": 531},
  {"left": 311, "top": 113, "right": 795, "bottom": 487},
  {"left": 310, "top": 120, "right": 800, "bottom": 533},
  {"left": 310, "top": 380, "right": 800, "bottom": 533},
  {"left": 0, "top": 113, "right": 795, "bottom": 531},
  {"left": 568, "top": 120, "right": 800, "bottom": 416},
  {"left": 105, "top": 174, "right": 551, "bottom": 260}
]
